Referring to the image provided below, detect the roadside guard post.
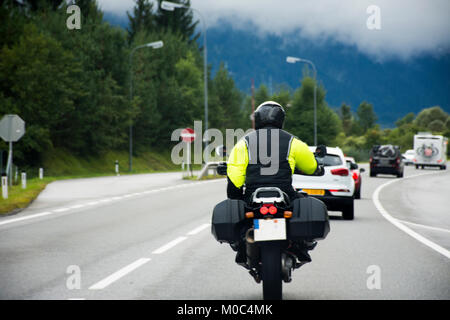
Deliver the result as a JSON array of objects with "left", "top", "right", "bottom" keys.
[
  {"left": 39, "top": 168, "right": 44, "bottom": 180},
  {"left": 21, "top": 172, "right": 26, "bottom": 189},
  {"left": 115, "top": 160, "right": 120, "bottom": 176},
  {"left": 181, "top": 128, "right": 195, "bottom": 177},
  {"left": 1, "top": 174, "right": 7, "bottom": 199}
]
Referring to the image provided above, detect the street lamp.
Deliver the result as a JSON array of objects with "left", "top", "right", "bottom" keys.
[
  {"left": 161, "top": 1, "right": 208, "bottom": 148},
  {"left": 286, "top": 56, "right": 318, "bottom": 146},
  {"left": 129, "top": 40, "right": 164, "bottom": 172}
]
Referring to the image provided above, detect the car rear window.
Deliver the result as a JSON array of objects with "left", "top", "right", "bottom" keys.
[{"left": 317, "top": 154, "right": 343, "bottom": 166}]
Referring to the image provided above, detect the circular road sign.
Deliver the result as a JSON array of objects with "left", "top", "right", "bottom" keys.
[{"left": 181, "top": 128, "right": 195, "bottom": 143}]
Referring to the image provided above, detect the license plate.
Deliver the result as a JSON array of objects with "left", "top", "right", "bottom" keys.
[
  {"left": 302, "top": 189, "right": 325, "bottom": 196},
  {"left": 254, "top": 218, "right": 286, "bottom": 241}
]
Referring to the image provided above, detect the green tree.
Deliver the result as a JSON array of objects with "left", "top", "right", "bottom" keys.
[
  {"left": 414, "top": 106, "right": 449, "bottom": 129},
  {"left": 127, "top": 0, "right": 156, "bottom": 42},
  {"left": 395, "top": 112, "right": 415, "bottom": 127},
  {"left": 356, "top": 101, "right": 377, "bottom": 132},
  {"left": 284, "top": 77, "right": 341, "bottom": 145},
  {"left": 338, "top": 103, "right": 353, "bottom": 136},
  {"left": 209, "top": 63, "right": 243, "bottom": 132}
]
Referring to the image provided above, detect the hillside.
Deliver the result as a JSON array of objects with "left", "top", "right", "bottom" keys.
[{"left": 104, "top": 12, "right": 450, "bottom": 127}]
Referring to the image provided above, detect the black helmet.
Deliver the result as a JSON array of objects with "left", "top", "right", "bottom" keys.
[{"left": 254, "top": 101, "right": 286, "bottom": 129}]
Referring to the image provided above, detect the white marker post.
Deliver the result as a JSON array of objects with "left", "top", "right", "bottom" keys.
[
  {"left": 21, "top": 172, "right": 26, "bottom": 189},
  {"left": 39, "top": 168, "right": 44, "bottom": 180},
  {"left": 115, "top": 160, "right": 120, "bottom": 176},
  {"left": 1, "top": 176, "right": 7, "bottom": 199}
]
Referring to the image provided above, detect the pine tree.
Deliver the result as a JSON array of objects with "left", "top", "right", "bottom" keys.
[{"left": 127, "top": 0, "right": 156, "bottom": 42}]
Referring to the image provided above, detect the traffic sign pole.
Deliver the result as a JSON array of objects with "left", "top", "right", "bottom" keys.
[{"left": 0, "top": 115, "right": 26, "bottom": 186}]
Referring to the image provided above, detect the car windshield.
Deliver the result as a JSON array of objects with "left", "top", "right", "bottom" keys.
[{"left": 317, "top": 154, "right": 343, "bottom": 166}]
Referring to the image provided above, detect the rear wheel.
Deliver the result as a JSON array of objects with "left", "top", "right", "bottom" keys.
[
  {"left": 261, "top": 244, "right": 282, "bottom": 300},
  {"left": 415, "top": 165, "right": 419, "bottom": 169},
  {"left": 370, "top": 171, "right": 376, "bottom": 177},
  {"left": 342, "top": 200, "right": 354, "bottom": 220}
]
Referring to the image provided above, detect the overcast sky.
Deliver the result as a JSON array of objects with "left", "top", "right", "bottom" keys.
[{"left": 97, "top": 0, "right": 450, "bottom": 61}]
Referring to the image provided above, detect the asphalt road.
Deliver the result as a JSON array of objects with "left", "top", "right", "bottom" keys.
[{"left": 0, "top": 165, "right": 449, "bottom": 300}]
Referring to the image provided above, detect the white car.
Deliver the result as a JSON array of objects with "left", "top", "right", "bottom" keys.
[
  {"left": 292, "top": 146, "right": 355, "bottom": 220},
  {"left": 402, "top": 149, "right": 415, "bottom": 166}
]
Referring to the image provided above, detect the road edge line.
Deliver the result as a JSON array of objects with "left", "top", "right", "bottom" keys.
[{"left": 372, "top": 172, "right": 450, "bottom": 259}]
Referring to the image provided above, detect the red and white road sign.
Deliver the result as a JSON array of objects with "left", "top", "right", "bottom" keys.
[{"left": 181, "top": 128, "right": 195, "bottom": 143}]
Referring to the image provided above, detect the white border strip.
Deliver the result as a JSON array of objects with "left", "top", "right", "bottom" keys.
[{"left": 372, "top": 172, "right": 450, "bottom": 259}]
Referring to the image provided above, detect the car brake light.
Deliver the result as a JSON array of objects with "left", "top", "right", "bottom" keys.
[
  {"left": 260, "top": 206, "right": 269, "bottom": 215},
  {"left": 269, "top": 206, "right": 277, "bottom": 215},
  {"left": 437, "top": 159, "right": 442, "bottom": 163},
  {"left": 329, "top": 189, "right": 350, "bottom": 192},
  {"left": 331, "top": 168, "right": 349, "bottom": 176}
]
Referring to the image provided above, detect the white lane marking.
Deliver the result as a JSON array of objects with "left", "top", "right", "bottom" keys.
[
  {"left": 372, "top": 171, "right": 450, "bottom": 259},
  {"left": 187, "top": 223, "right": 211, "bottom": 236},
  {"left": 396, "top": 219, "right": 450, "bottom": 234},
  {"left": 70, "top": 204, "right": 86, "bottom": 209},
  {"left": 0, "top": 211, "right": 53, "bottom": 226},
  {"left": 152, "top": 237, "right": 187, "bottom": 254},
  {"left": 67, "top": 298, "right": 86, "bottom": 300},
  {"left": 53, "top": 207, "right": 70, "bottom": 213},
  {"left": 89, "top": 258, "right": 151, "bottom": 290},
  {"left": 86, "top": 201, "right": 99, "bottom": 206}
]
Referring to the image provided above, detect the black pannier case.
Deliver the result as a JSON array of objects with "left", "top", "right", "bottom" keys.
[
  {"left": 211, "top": 199, "right": 246, "bottom": 243},
  {"left": 288, "top": 197, "right": 330, "bottom": 241}
]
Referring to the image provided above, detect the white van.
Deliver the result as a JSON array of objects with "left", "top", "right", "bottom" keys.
[{"left": 413, "top": 132, "right": 448, "bottom": 170}]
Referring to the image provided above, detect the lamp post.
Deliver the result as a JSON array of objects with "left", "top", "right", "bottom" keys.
[
  {"left": 129, "top": 40, "right": 164, "bottom": 172},
  {"left": 286, "top": 56, "right": 318, "bottom": 146},
  {"left": 161, "top": 1, "right": 208, "bottom": 148}
]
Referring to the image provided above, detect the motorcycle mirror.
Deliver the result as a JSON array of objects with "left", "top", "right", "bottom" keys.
[
  {"left": 216, "top": 162, "right": 227, "bottom": 175},
  {"left": 314, "top": 145, "right": 327, "bottom": 158}
]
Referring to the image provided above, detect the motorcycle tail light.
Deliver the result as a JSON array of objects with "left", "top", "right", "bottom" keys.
[
  {"left": 269, "top": 206, "right": 277, "bottom": 215},
  {"left": 260, "top": 206, "right": 269, "bottom": 215},
  {"left": 331, "top": 168, "right": 349, "bottom": 176},
  {"left": 352, "top": 172, "right": 358, "bottom": 180}
]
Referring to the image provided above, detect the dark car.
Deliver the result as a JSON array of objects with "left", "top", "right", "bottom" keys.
[{"left": 369, "top": 145, "right": 404, "bottom": 178}]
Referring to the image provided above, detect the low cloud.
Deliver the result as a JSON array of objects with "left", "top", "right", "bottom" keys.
[{"left": 97, "top": 0, "right": 450, "bottom": 60}]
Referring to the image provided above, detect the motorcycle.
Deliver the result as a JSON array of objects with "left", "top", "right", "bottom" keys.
[{"left": 211, "top": 146, "right": 330, "bottom": 300}]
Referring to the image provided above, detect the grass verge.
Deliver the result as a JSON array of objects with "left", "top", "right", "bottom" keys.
[{"left": 0, "top": 178, "right": 54, "bottom": 214}]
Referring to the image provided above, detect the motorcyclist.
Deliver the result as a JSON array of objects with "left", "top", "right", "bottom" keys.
[{"left": 226, "top": 101, "right": 323, "bottom": 266}]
